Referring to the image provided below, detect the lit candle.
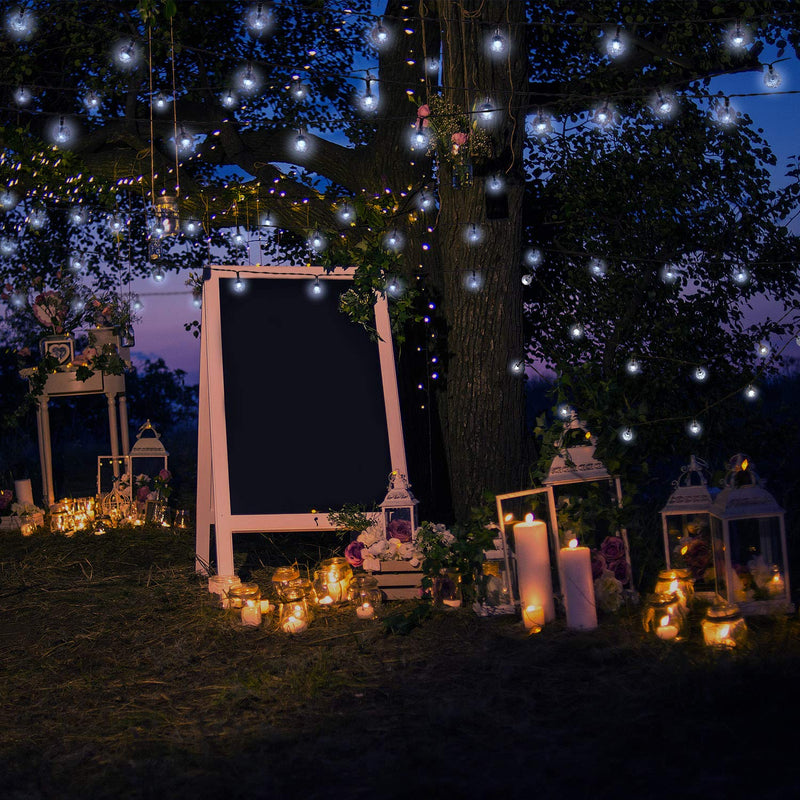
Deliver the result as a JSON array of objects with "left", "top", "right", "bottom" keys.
[
  {"left": 560, "top": 538, "right": 597, "bottom": 630},
  {"left": 260, "top": 599, "right": 273, "bottom": 615},
  {"left": 655, "top": 615, "right": 678, "bottom": 641},
  {"left": 241, "top": 601, "right": 262, "bottom": 627},
  {"left": 513, "top": 514, "right": 555, "bottom": 622},
  {"left": 522, "top": 603, "right": 545, "bottom": 631},
  {"left": 442, "top": 598, "right": 462, "bottom": 608},
  {"left": 356, "top": 602, "right": 375, "bottom": 619},
  {"left": 282, "top": 614, "right": 308, "bottom": 634}
]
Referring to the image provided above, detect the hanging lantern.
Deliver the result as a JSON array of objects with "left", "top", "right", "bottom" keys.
[
  {"left": 659, "top": 456, "right": 716, "bottom": 599},
  {"left": 702, "top": 601, "right": 748, "bottom": 648},
  {"left": 380, "top": 470, "right": 419, "bottom": 540},
  {"left": 709, "top": 454, "right": 792, "bottom": 614},
  {"left": 153, "top": 195, "right": 180, "bottom": 236}
]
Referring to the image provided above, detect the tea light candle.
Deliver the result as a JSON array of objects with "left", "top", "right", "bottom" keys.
[
  {"left": 560, "top": 539, "right": 597, "bottom": 630},
  {"left": 522, "top": 603, "right": 545, "bottom": 631},
  {"left": 356, "top": 602, "right": 375, "bottom": 619},
  {"left": 655, "top": 615, "right": 678, "bottom": 641},
  {"left": 513, "top": 514, "right": 555, "bottom": 622},
  {"left": 282, "top": 614, "right": 308, "bottom": 634},
  {"left": 241, "top": 601, "right": 262, "bottom": 627},
  {"left": 260, "top": 599, "right": 274, "bottom": 615}
]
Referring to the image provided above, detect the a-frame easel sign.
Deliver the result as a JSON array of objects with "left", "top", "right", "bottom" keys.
[{"left": 195, "top": 266, "right": 409, "bottom": 576}]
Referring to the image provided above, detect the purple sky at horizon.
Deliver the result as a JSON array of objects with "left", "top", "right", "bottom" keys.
[{"left": 129, "top": 54, "right": 800, "bottom": 387}]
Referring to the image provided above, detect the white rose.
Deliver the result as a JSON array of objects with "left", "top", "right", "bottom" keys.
[
  {"left": 409, "top": 557, "right": 421, "bottom": 568},
  {"left": 399, "top": 542, "right": 416, "bottom": 559},
  {"left": 441, "top": 531, "right": 455, "bottom": 545},
  {"left": 368, "top": 540, "right": 390, "bottom": 556}
]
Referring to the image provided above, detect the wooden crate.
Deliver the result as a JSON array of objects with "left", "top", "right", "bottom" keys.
[{"left": 368, "top": 560, "right": 424, "bottom": 600}]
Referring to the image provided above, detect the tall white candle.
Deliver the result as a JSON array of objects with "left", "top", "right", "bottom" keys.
[
  {"left": 560, "top": 539, "right": 597, "bottom": 630},
  {"left": 513, "top": 514, "right": 555, "bottom": 622},
  {"left": 14, "top": 479, "right": 34, "bottom": 506}
]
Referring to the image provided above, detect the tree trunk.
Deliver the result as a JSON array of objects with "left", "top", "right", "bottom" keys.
[{"left": 432, "top": 0, "right": 529, "bottom": 520}]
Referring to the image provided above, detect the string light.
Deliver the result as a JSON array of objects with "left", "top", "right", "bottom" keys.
[
  {"left": 184, "top": 219, "right": 200, "bottom": 236},
  {"left": 386, "top": 275, "right": 403, "bottom": 297},
  {"left": 53, "top": 116, "right": 72, "bottom": 145},
  {"left": 222, "top": 89, "right": 238, "bottom": 108},
  {"left": 308, "top": 229, "right": 326, "bottom": 251},
  {"left": 619, "top": 426, "right": 635, "bottom": 444},
  {"left": 661, "top": 264, "right": 678, "bottom": 284},
  {"left": 384, "top": 229, "right": 403, "bottom": 251},
  {"left": 28, "top": 209, "right": 47, "bottom": 230},
  {"left": 588, "top": 257, "right": 606, "bottom": 278},
  {"left": 732, "top": 266, "right": 749, "bottom": 285},
  {"left": 410, "top": 119, "right": 429, "bottom": 150},
  {"left": 478, "top": 99, "right": 495, "bottom": 124},
  {"left": 83, "top": 91, "right": 101, "bottom": 110},
  {"left": 425, "top": 56, "right": 440, "bottom": 74},
  {"left": 13, "top": 86, "right": 31, "bottom": 106},
  {"left": 716, "top": 97, "right": 737, "bottom": 127},
  {"left": 465, "top": 223, "right": 482, "bottom": 244},
  {"left": 524, "top": 248, "right": 543, "bottom": 267},
  {"left": 727, "top": 21, "right": 748, "bottom": 51},
  {"left": 311, "top": 276, "right": 323, "bottom": 297},
  {"left": 626, "top": 358, "right": 641, "bottom": 375},
  {"left": 360, "top": 73, "right": 377, "bottom": 112},
  {"left": 486, "top": 174, "right": 505, "bottom": 195},
  {"left": 177, "top": 125, "right": 194, "bottom": 152},
  {"left": 530, "top": 108, "right": 552, "bottom": 136},
  {"left": 557, "top": 404, "right": 572, "bottom": 419},
  {"left": 743, "top": 384, "right": 759, "bottom": 401},
  {"left": 569, "top": 323, "right": 584, "bottom": 340},
  {"left": 153, "top": 92, "right": 170, "bottom": 112},
  {"left": 239, "top": 63, "right": 260, "bottom": 94},
  {"left": 653, "top": 90, "right": 675, "bottom": 118},
  {"left": 593, "top": 102, "right": 615, "bottom": 128},
  {"left": 686, "top": 419, "right": 703, "bottom": 438},
  {"left": 152, "top": 266, "right": 166, "bottom": 283},
  {"left": 115, "top": 38, "right": 137, "bottom": 67},
  {"left": 246, "top": 3, "right": 272, "bottom": 36},
  {"left": 0, "top": 190, "right": 17, "bottom": 209},
  {"left": 294, "top": 129, "right": 308, "bottom": 153},
  {"left": 692, "top": 366, "right": 709, "bottom": 383},
  {"left": 465, "top": 270, "right": 482, "bottom": 292},
  {"left": 370, "top": 19, "right": 390, "bottom": 49},
  {"left": 233, "top": 272, "right": 246, "bottom": 293},
  {"left": 337, "top": 201, "right": 355, "bottom": 224},
  {"left": 509, "top": 358, "right": 525, "bottom": 376},
  {"left": 489, "top": 28, "right": 506, "bottom": 56},
  {"left": 521, "top": 273, "right": 533, "bottom": 286},
  {"left": 0, "top": 238, "right": 18, "bottom": 255},
  {"left": 418, "top": 190, "right": 434, "bottom": 212},
  {"left": 756, "top": 341, "right": 770, "bottom": 358},
  {"left": 108, "top": 215, "right": 124, "bottom": 233},
  {"left": 763, "top": 64, "right": 782, "bottom": 89},
  {"left": 6, "top": 6, "right": 35, "bottom": 39},
  {"left": 290, "top": 75, "right": 307, "bottom": 101},
  {"left": 606, "top": 26, "right": 625, "bottom": 58}
]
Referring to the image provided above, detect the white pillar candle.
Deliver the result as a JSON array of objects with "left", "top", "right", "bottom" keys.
[
  {"left": 560, "top": 539, "right": 597, "bottom": 630},
  {"left": 241, "top": 601, "right": 262, "bottom": 627},
  {"left": 513, "top": 514, "right": 555, "bottom": 622},
  {"left": 655, "top": 616, "right": 678, "bottom": 641},
  {"left": 14, "top": 479, "right": 34, "bottom": 506}
]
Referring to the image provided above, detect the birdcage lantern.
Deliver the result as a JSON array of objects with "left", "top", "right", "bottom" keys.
[
  {"left": 659, "top": 456, "right": 716, "bottom": 600},
  {"left": 709, "top": 454, "right": 792, "bottom": 614},
  {"left": 380, "top": 470, "right": 419, "bottom": 540},
  {"left": 542, "top": 415, "right": 634, "bottom": 594},
  {"left": 153, "top": 195, "right": 180, "bottom": 237}
]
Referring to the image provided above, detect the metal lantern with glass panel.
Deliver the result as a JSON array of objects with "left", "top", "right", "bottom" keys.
[
  {"left": 542, "top": 415, "right": 634, "bottom": 595},
  {"left": 659, "top": 455, "right": 716, "bottom": 600},
  {"left": 380, "top": 470, "right": 419, "bottom": 541},
  {"left": 709, "top": 454, "right": 792, "bottom": 614}
]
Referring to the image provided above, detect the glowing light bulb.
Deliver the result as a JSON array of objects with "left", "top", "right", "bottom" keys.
[
  {"left": 247, "top": 3, "right": 271, "bottom": 35},
  {"left": 222, "top": 89, "right": 237, "bottom": 108},
  {"left": 510, "top": 359, "right": 524, "bottom": 375},
  {"left": 54, "top": 116, "right": 71, "bottom": 144},
  {"left": 14, "top": 86, "right": 31, "bottom": 106},
  {"left": 0, "top": 190, "right": 17, "bottom": 209},
  {"left": 490, "top": 28, "right": 506, "bottom": 54},
  {"left": 309, "top": 230, "right": 325, "bottom": 251},
  {"left": 478, "top": 100, "right": 494, "bottom": 123},
  {"left": 756, "top": 341, "right": 770, "bottom": 358},
  {"left": 29, "top": 209, "right": 47, "bottom": 230},
  {"left": 465, "top": 271, "right": 482, "bottom": 291},
  {"left": 661, "top": 264, "right": 678, "bottom": 284},
  {"left": 109, "top": 215, "right": 124, "bottom": 233},
  {"left": 524, "top": 248, "right": 542, "bottom": 267},
  {"left": 387, "top": 275, "right": 402, "bottom": 296},
  {"left": 531, "top": 109, "right": 551, "bottom": 136},
  {"left": 152, "top": 267, "right": 166, "bottom": 283},
  {"left": 693, "top": 366, "right": 709, "bottom": 383},
  {"left": 233, "top": 272, "right": 245, "bottom": 293},
  {"left": 294, "top": 130, "right": 308, "bottom": 152},
  {"left": 361, "top": 75, "right": 377, "bottom": 111},
  {"left": 687, "top": 419, "right": 703, "bottom": 438},
  {"left": 0, "top": 237, "right": 18, "bottom": 255},
  {"left": 486, "top": 174, "right": 505, "bottom": 195},
  {"left": 732, "top": 266, "right": 749, "bottom": 285},
  {"left": 728, "top": 23, "right": 747, "bottom": 50},
  {"left": 607, "top": 27, "right": 625, "bottom": 57},
  {"left": 7, "top": 6, "right": 34, "bottom": 38},
  {"left": 557, "top": 404, "right": 572, "bottom": 419},
  {"left": 70, "top": 256, "right": 84, "bottom": 272},
  {"left": 116, "top": 39, "right": 136, "bottom": 66},
  {"left": 192, "top": 292, "right": 202, "bottom": 309},
  {"left": 425, "top": 56, "right": 440, "bottom": 74},
  {"left": 312, "top": 276, "right": 322, "bottom": 295},
  {"left": 619, "top": 427, "right": 635, "bottom": 444},
  {"left": 743, "top": 384, "right": 759, "bottom": 401},
  {"left": 184, "top": 220, "right": 199, "bottom": 236},
  {"left": 83, "top": 91, "right": 100, "bottom": 110},
  {"left": 626, "top": 358, "right": 641, "bottom": 375},
  {"left": 588, "top": 258, "right": 606, "bottom": 278},
  {"left": 177, "top": 125, "right": 194, "bottom": 151},
  {"left": 384, "top": 229, "right": 402, "bottom": 251},
  {"left": 70, "top": 207, "right": 86, "bottom": 224},
  {"left": 338, "top": 202, "right": 354, "bottom": 223},
  {"left": 594, "top": 103, "right": 614, "bottom": 128},
  {"left": 654, "top": 91, "right": 674, "bottom": 118},
  {"left": 466, "top": 224, "right": 481, "bottom": 244},
  {"left": 418, "top": 191, "right": 433, "bottom": 211},
  {"left": 240, "top": 64, "right": 258, "bottom": 93},
  {"left": 521, "top": 273, "right": 533, "bottom": 286},
  {"left": 717, "top": 98, "right": 737, "bottom": 127},
  {"left": 569, "top": 323, "right": 584, "bottom": 340},
  {"left": 153, "top": 92, "right": 169, "bottom": 111},
  {"left": 291, "top": 76, "right": 307, "bottom": 101},
  {"left": 764, "top": 65, "right": 782, "bottom": 89},
  {"left": 371, "top": 20, "right": 389, "bottom": 48}
]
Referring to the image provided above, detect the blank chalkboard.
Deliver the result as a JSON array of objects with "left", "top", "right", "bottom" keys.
[
  {"left": 195, "top": 267, "right": 409, "bottom": 575},
  {"left": 218, "top": 276, "right": 391, "bottom": 514}
]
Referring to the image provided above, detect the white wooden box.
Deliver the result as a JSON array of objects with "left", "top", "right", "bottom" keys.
[{"left": 367, "top": 560, "right": 424, "bottom": 600}]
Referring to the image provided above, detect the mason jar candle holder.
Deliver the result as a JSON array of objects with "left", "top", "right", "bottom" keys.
[
  {"left": 237, "top": 584, "right": 262, "bottom": 627},
  {"left": 348, "top": 574, "right": 383, "bottom": 620},
  {"left": 208, "top": 574, "right": 241, "bottom": 608},
  {"left": 702, "top": 601, "right": 748, "bottom": 648},
  {"left": 271, "top": 566, "right": 301, "bottom": 602},
  {"left": 313, "top": 557, "right": 353, "bottom": 606},
  {"left": 642, "top": 592, "right": 687, "bottom": 642},
  {"left": 228, "top": 582, "right": 259, "bottom": 612},
  {"left": 654, "top": 568, "right": 695, "bottom": 613},
  {"left": 279, "top": 598, "right": 311, "bottom": 634},
  {"left": 433, "top": 568, "right": 463, "bottom": 608}
]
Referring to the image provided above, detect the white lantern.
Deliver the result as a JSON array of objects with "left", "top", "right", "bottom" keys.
[
  {"left": 380, "top": 470, "right": 419, "bottom": 540},
  {"left": 659, "top": 456, "right": 716, "bottom": 600},
  {"left": 709, "top": 454, "right": 793, "bottom": 614}
]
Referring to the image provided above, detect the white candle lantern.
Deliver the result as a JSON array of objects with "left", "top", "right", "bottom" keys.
[
  {"left": 659, "top": 456, "right": 716, "bottom": 599},
  {"left": 542, "top": 415, "right": 634, "bottom": 599},
  {"left": 708, "top": 455, "right": 793, "bottom": 614},
  {"left": 702, "top": 601, "right": 748, "bottom": 648},
  {"left": 380, "top": 470, "right": 419, "bottom": 541}
]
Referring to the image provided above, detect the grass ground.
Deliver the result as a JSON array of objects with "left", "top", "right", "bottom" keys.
[{"left": 2, "top": 525, "right": 799, "bottom": 800}]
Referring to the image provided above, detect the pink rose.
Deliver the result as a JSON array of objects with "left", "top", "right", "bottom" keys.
[
  {"left": 417, "top": 104, "right": 430, "bottom": 118},
  {"left": 386, "top": 518, "right": 412, "bottom": 543},
  {"left": 344, "top": 540, "right": 365, "bottom": 568},
  {"left": 451, "top": 132, "right": 468, "bottom": 146},
  {"left": 610, "top": 557, "right": 630, "bottom": 585},
  {"left": 136, "top": 486, "right": 150, "bottom": 502},
  {"left": 600, "top": 535, "right": 626, "bottom": 564},
  {"left": 158, "top": 468, "right": 171, "bottom": 482}
]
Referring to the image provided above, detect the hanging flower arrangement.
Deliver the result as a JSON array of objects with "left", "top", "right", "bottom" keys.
[{"left": 413, "top": 95, "right": 493, "bottom": 167}]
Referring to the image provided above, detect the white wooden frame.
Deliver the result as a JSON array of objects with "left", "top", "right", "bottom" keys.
[{"left": 195, "top": 266, "right": 408, "bottom": 576}]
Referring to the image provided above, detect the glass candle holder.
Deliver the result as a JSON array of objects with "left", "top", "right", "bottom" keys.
[
  {"left": 654, "top": 569, "right": 695, "bottom": 613},
  {"left": 433, "top": 568, "right": 462, "bottom": 608},
  {"left": 313, "top": 557, "right": 353, "bottom": 606},
  {"left": 237, "top": 584, "right": 262, "bottom": 627},
  {"left": 271, "top": 566, "right": 301, "bottom": 602},
  {"left": 277, "top": 581, "right": 315, "bottom": 628},
  {"left": 279, "top": 597, "right": 311, "bottom": 633},
  {"left": 208, "top": 574, "right": 241, "bottom": 608},
  {"left": 702, "top": 601, "right": 748, "bottom": 648},
  {"left": 642, "top": 592, "right": 687, "bottom": 642},
  {"left": 228, "top": 582, "right": 259, "bottom": 611},
  {"left": 348, "top": 575, "right": 383, "bottom": 619}
]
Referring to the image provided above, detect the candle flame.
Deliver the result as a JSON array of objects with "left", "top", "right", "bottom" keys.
[
  {"left": 669, "top": 579, "right": 678, "bottom": 593},
  {"left": 568, "top": 538, "right": 578, "bottom": 549},
  {"left": 741, "top": 459, "right": 748, "bottom": 471},
  {"left": 718, "top": 624, "right": 730, "bottom": 639},
  {"left": 319, "top": 595, "right": 333, "bottom": 605},
  {"left": 659, "top": 615, "right": 670, "bottom": 627},
  {"left": 772, "top": 573, "right": 780, "bottom": 583},
  {"left": 504, "top": 512, "right": 514, "bottom": 522},
  {"left": 680, "top": 545, "right": 688, "bottom": 556},
  {"left": 525, "top": 513, "right": 534, "bottom": 523}
]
